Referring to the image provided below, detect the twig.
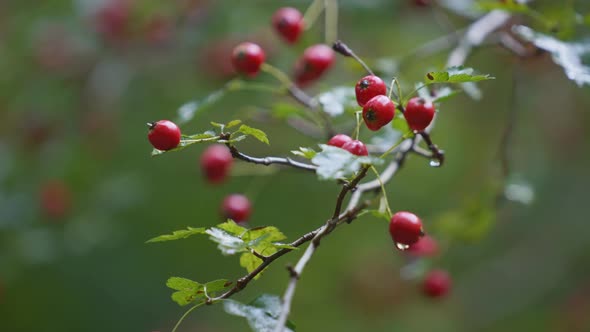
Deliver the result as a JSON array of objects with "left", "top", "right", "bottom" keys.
[
  {"left": 226, "top": 145, "right": 317, "bottom": 172},
  {"left": 418, "top": 131, "right": 445, "bottom": 166},
  {"left": 332, "top": 40, "right": 374, "bottom": 76}
]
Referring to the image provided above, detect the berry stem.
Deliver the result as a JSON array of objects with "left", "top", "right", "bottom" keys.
[
  {"left": 260, "top": 63, "right": 294, "bottom": 88},
  {"left": 332, "top": 40, "right": 374, "bottom": 76},
  {"left": 302, "top": 0, "right": 324, "bottom": 30},
  {"left": 353, "top": 111, "right": 362, "bottom": 140},
  {"left": 172, "top": 302, "right": 206, "bottom": 332},
  {"left": 370, "top": 166, "right": 392, "bottom": 218}
]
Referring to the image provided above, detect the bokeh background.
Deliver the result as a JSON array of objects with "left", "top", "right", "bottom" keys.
[{"left": 1, "top": 0, "right": 590, "bottom": 331}]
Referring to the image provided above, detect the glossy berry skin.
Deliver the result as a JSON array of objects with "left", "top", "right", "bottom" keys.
[
  {"left": 341, "top": 140, "right": 368, "bottom": 156},
  {"left": 231, "top": 42, "right": 266, "bottom": 77},
  {"left": 148, "top": 120, "right": 181, "bottom": 151},
  {"left": 272, "top": 7, "right": 304, "bottom": 44},
  {"left": 40, "top": 180, "right": 71, "bottom": 219},
  {"left": 200, "top": 144, "right": 233, "bottom": 184},
  {"left": 327, "top": 134, "right": 352, "bottom": 148},
  {"left": 221, "top": 194, "right": 251, "bottom": 223},
  {"left": 355, "top": 75, "right": 387, "bottom": 107},
  {"left": 405, "top": 97, "right": 436, "bottom": 132},
  {"left": 389, "top": 211, "right": 424, "bottom": 246},
  {"left": 362, "top": 95, "right": 395, "bottom": 131},
  {"left": 407, "top": 235, "right": 439, "bottom": 257},
  {"left": 423, "top": 269, "right": 451, "bottom": 298},
  {"left": 294, "top": 44, "right": 335, "bottom": 86}
]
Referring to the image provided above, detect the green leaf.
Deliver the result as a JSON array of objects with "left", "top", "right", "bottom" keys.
[
  {"left": 416, "top": 85, "right": 462, "bottom": 104},
  {"left": 425, "top": 66, "right": 495, "bottom": 84},
  {"left": 476, "top": 0, "right": 530, "bottom": 14},
  {"left": 317, "top": 86, "right": 358, "bottom": 117},
  {"left": 226, "top": 119, "right": 242, "bottom": 129},
  {"left": 238, "top": 125, "right": 270, "bottom": 145},
  {"left": 370, "top": 125, "right": 403, "bottom": 152},
  {"left": 391, "top": 112, "right": 410, "bottom": 135},
  {"left": 146, "top": 227, "right": 206, "bottom": 243},
  {"left": 239, "top": 252, "right": 263, "bottom": 277},
  {"left": 513, "top": 25, "right": 590, "bottom": 86},
  {"left": 217, "top": 220, "right": 248, "bottom": 236},
  {"left": 223, "top": 294, "right": 296, "bottom": 332},
  {"left": 311, "top": 145, "right": 384, "bottom": 181},
  {"left": 166, "top": 277, "right": 231, "bottom": 306},
  {"left": 291, "top": 147, "right": 317, "bottom": 159},
  {"left": 151, "top": 132, "right": 219, "bottom": 156},
  {"left": 206, "top": 227, "right": 248, "bottom": 255}
]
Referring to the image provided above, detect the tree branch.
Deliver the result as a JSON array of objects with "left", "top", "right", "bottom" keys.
[{"left": 226, "top": 145, "right": 317, "bottom": 172}]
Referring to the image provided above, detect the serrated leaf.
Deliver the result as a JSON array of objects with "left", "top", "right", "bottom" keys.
[
  {"left": 426, "top": 66, "right": 495, "bottom": 84},
  {"left": 223, "top": 295, "right": 296, "bottom": 332},
  {"left": 513, "top": 25, "right": 590, "bottom": 86},
  {"left": 239, "top": 252, "right": 263, "bottom": 277},
  {"left": 318, "top": 86, "right": 358, "bottom": 117},
  {"left": 206, "top": 227, "right": 248, "bottom": 255},
  {"left": 291, "top": 147, "right": 317, "bottom": 159},
  {"left": 226, "top": 119, "right": 242, "bottom": 128},
  {"left": 238, "top": 125, "right": 270, "bottom": 145},
  {"left": 217, "top": 220, "right": 248, "bottom": 236},
  {"left": 311, "top": 145, "right": 384, "bottom": 181},
  {"left": 146, "top": 227, "right": 206, "bottom": 243},
  {"left": 166, "top": 277, "right": 231, "bottom": 306}
]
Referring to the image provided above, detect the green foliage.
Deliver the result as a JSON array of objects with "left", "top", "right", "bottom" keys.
[
  {"left": 435, "top": 202, "right": 495, "bottom": 243},
  {"left": 151, "top": 132, "right": 219, "bottom": 156},
  {"left": 311, "top": 145, "right": 384, "bottom": 181},
  {"left": 317, "top": 86, "right": 358, "bottom": 117},
  {"left": 223, "top": 294, "right": 296, "bottom": 332},
  {"left": 416, "top": 85, "right": 461, "bottom": 104},
  {"left": 237, "top": 125, "right": 270, "bottom": 145},
  {"left": 146, "top": 227, "right": 206, "bottom": 243},
  {"left": 392, "top": 112, "right": 411, "bottom": 134},
  {"left": 167, "top": 277, "right": 231, "bottom": 306},
  {"left": 513, "top": 25, "right": 590, "bottom": 87},
  {"left": 476, "top": 0, "right": 530, "bottom": 14},
  {"left": 291, "top": 147, "right": 317, "bottom": 159},
  {"left": 425, "top": 67, "right": 495, "bottom": 84}
]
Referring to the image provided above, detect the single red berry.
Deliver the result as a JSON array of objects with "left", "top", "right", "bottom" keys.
[
  {"left": 231, "top": 42, "right": 266, "bottom": 77},
  {"left": 355, "top": 75, "right": 387, "bottom": 107},
  {"left": 95, "top": 0, "right": 131, "bottom": 42},
  {"left": 341, "top": 140, "right": 368, "bottom": 156},
  {"left": 362, "top": 95, "right": 396, "bottom": 131},
  {"left": 407, "top": 235, "right": 439, "bottom": 257},
  {"left": 147, "top": 120, "right": 181, "bottom": 151},
  {"left": 200, "top": 144, "right": 233, "bottom": 184},
  {"left": 221, "top": 194, "right": 251, "bottom": 223},
  {"left": 423, "top": 269, "right": 451, "bottom": 298},
  {"left": 327, "top": 134, "right": 352, "bottom": 148},
  {"left": 294, "top": 44, "right": 335, "bottom": 86},
  {"left": 40, "top": 180, "right": 71, "bottom": 219},
  {"left": 405, "top": 97, "right": 436, "bottom": 132},
  {"left": 272, "top": 7, "right": 304, "bottom": 44},
  {"left": 389, "top": 211, "right": 424, "bottom": 246}
]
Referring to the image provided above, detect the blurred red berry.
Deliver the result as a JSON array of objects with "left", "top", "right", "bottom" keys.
[
  {"left": 231, "top": 42, "right": 266, "bottom": 77},
  {"left": 327, "top": 134, "right": 352, "bottom": 148},
  {"left": 147, "top": 120, "right": 181, "bottom": 151},
  {"left": 355, "top": 75, "right": 387, "bottom": 107},
  {"left": 405, "top": 97, "right": 436, "bottom": 131},
  {"left": 341, "top": 140, "right": 368, "bottom": 156},
  {"left": 389, "top": 211, "right": 424, "bottom": 246},
  {"left": 294, "top": 44, "right": 335, "bottom": 86},
  {"left": 40, "top": 180, "right": 71, "bottom": 219},
  {"left": 362, "top": 95, "right": 395, "bottom": 131},
  {"left": 200, "top": 144, "right": 233, "bottom": 184},
  {"left": 407, "top": 235, "right": 439, "bottom": 257},
  {"left": 95, "top": 0, "right": 131, "bottom": 42},
  {"left": 423, "top": 269, "right": 451, "bottom": 298},
  {"left": 272, "top": 7, "right": 304, "bottom": 44},
  {"left": 221, "top": 194, "right": 251, "bottom": 223}
]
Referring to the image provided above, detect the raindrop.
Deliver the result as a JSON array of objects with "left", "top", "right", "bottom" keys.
[
  {"left": 395, "top": 242, "right": 410, "bottom": 251},
  {"left": 429, "top": 159, "right": 441, "bottom": 167}
]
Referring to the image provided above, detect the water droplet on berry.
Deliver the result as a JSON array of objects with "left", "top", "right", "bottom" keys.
[
  {"left": 395, "top": 242, "right": 410, "bottom": 251},
  {"left": 429, "top": 159, "right": 441, "bottom": 167}
]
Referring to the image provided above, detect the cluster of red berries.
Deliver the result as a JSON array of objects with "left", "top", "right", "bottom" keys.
[{"left": 230, "top": 7, "right": 335, "bottom": 86}]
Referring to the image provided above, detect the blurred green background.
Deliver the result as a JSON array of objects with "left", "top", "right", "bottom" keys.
[{"left": 1, "top": 0, "right": 590, "bottom": 331}]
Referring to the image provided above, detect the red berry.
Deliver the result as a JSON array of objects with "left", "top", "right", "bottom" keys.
[
  {"left": 231, "top": 42, "right": 266, "bottom": 77},
  {"left": 389, "top": 211, "right": 424, "bottom": 246},
  {"left": 147, "top": 120, "right": 181, "bottom": 151},
  {"left": 221, "top": 194, "right": 251, "bottom": 223},
  {"left": 200, "top": 144, "right": 233, "bottom": 184},
  {"left": 405, "top": 97, "right": 436, "bottom": 132},
  {"left": 355, "top": 75, "right": 387, "bottom": 107},
  {"left": 272, "top": 7, "right": 304, "bottom": 44},
  {"left": 341, "top": 140, "right": 368, "bottom": 156},
  {"left": 294, "top": 44, "right": 335, "bottom": 86},
  {"left": 362, "top": 95, "right": 396, "bottom": 131},
  {"left": 407, "top": 235, "right": 439, "bottom": 257},
  {"left": 327, "top": 134, "right": 352, "bottom": 148},
  {"left": 423, "top": 269, "right": 451, "bottom": 298},
  {"left": 40, "top": 180, "right": 71, "bottom": 219},
  {"left": 95, "top": 0, "right": 131, "bottom": 42}
]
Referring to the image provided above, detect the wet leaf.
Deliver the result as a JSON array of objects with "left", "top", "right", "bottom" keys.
[
  {"left": 318, "top": 86, "right": 358, "bottom": 117},
  {"left": 311, "top": 145, "right": 383, "bottom": 181}
]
